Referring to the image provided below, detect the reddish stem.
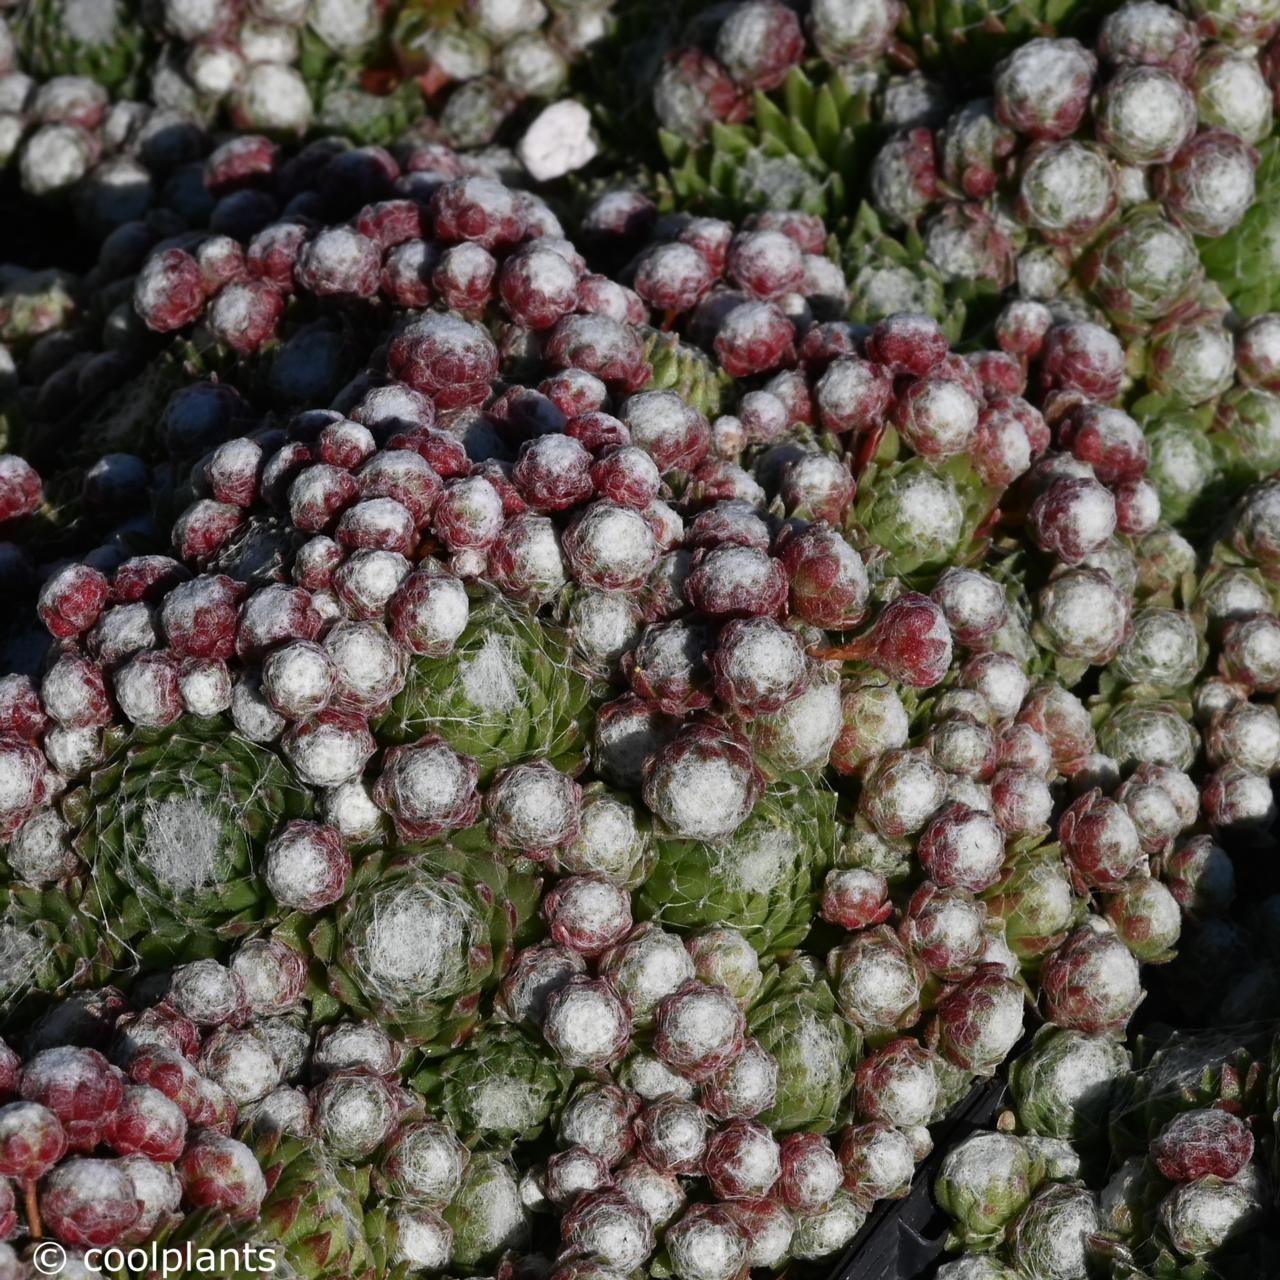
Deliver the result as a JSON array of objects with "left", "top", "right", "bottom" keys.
[
  {"left": 853, "top": 421, "right": 886, "bottom": 478},
  {"left": 23, "top": 1179, "right": 41, "bottom": 1240},
  {"left": 809, "top": 633, "right": 875, "bottom": 663}
]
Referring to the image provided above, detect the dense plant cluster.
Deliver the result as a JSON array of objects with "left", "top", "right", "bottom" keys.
[{"left": 0, "top": 1, "right": 1278, "bottom": 1279}]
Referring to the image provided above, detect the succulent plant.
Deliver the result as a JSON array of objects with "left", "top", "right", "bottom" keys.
[
  {"left": 939, "top": 1019, "right": 1280, "bottom": 1277},
  {"left": 934, "top": 1131, "right": 1045, "bottom": 1248},
  {"left": 5, "top": 6, "right": 1280, "bottom": 1271}
]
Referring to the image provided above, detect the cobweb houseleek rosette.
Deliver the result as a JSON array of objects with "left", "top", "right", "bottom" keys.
[
  {"left": 11, "top": 0, "right": 153, "bottom": 96},
  {"left": 841, "top": 204, "right": 977, "bottom": 340},
  {"left": 981, "top": 845, "right": 1088, "bottom": 971},
  {"left": 849, "top": 450, "right": 1005, "bottom": 583},
  {"left": 0, "top": 873, "right": 121, "bottom": 1016},
  {"left": 934, "top": 1130, "right": 1048, "bottom": 1251},
  {"left": 639, "top": 325, "right": 732, "bottom": 419},
  {"left": 410, "top": 1022, "right": 573, "bottom": 1150},
  {"left": 101, "top": 1129, "right": 379, "bottom": 1280},
  {"left": 1008, "top": 1024, "right": 1132, "bottom": 1151},
  {"left": 1200, "top": 137, "right": 1280, "bottom": 318},
  {"left": 746, "top": 957, "right": 861, "bottom": 1134},
  {"left": 289, "top": 839, "right": 540, "bottom": 1054},
  {"left": 634, "top": 780, "right": 837, "bottom": 955},
  {"left": 374, "top": 593, "right": 592, "bottom": 784},
  {"left": 438, "top": 1152, "right": 529, "bottom": 1271},
  {"left": 63, "top": 716, "right": 313, "bottom": 965}
]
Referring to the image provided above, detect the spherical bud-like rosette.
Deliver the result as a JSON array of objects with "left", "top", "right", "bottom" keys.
[
  {"left": 543, "top": 876, "right": 633, "bottom": 957},
  {"left": 820, "top": 868, "right": 893, "bottom": 931},
  {"left": 40, "top": 1158, "right": 142, "bottom": 1247},
  {"left": 853, "top": 1038, "right": 941, "bottom": 1132},
  {"left": 930, "top": 569, "right": 1009, "bottom": 650},
  {"left": 702, "top": 1039, "right": 779, "bottom": 1122},
  {"left": 858, "top": 748, "right": 947, "bottom": 838},
  {"left": 19, "top": 1047, "right": 123, "bottom": 1153},
  {"left": 1029, "top": 476, "right": 1118, "bottom": 565},
  {"left": 1157, "top": 1176, "right": 1259, "bottom": 1259},
  {"left": 543, "top": 976, "right": 632, "bottom": 1070},
  {"left": 838, "top": 1121, "right": 916, "bottom": 1209},
  {"left": 598, "top": 924, "right": 695, "bottom": 1025},
  {"left": 687, "top": 545, "right": 788, "bottom": 620},
  {"left": 387, "top": 569, "right": 470, "bottom": 658},
  {"left": 709, "top": 617, "right": 810, "bottom": 717},
  {"left": 1101, "top": 876, "right": 1181, "bottom": 962},
  {"left": 815, "top": 357, "right": 893, "bottom": 435},
  {"left": 634, "top": 242, "right": 715, "bottom": 315},
  {"left": 1040, "top": 924, "right": 1143, "bottom": 1033},
  {"left": 496, "top": 942, "right": 587, "bottom": 1031},
  {"left": 714, "top": 301, "right": 796, "bottom": 379},
  {"left": 934, "top": 1131, "right": 1041, "bottom": 1248},
  {"left": 311, "top": 1072, "right": 402, "bottom": 1163},
  {"left": 1040, "top": 322, "right": 1125, "bottom": 400},
  {"left": 899, "top": 883, "right": 988, "bottom": 980},
  {"left": 104, "top": 1085, "right": 188, "bottom": 1162},
  {"left": 642, "top": 720, "right": 763, "bottom": 841},
  {"left": 488, "top": 513, "right": 570, "bottom": 605},
  {"left": 373, "top": 735, "right": 481, "bottom": 841},
  {"left": 176, "top": 1131, "right": 267, "bottom": 1219},
  {"left": 653, "top": 981, "right": 746, "bottom": 1082},
  {"left": 829, "top": 926, "right": 925, "bottom": 1037},
  {"left": 665, "top": 1202, "right": 749, "bottom": 1280},
  {"left": 779, "top": 452, "right": 857, "bottom": 524},
  {"left": 388, "top": 313, "right": 499, "bottom": 411},
  {"left": 1057, "top": 789, "right": 1143, "bottom": 892},
  {"left": 634, "top": 1098, "right": 709, "bottom": 1175},
  {"left": 39, "top": 565, "right": 109, "bottom": 639},
  {"left": 544, "top": 314, "right": 650, "bottom": 395},
  {"left": 563, "top": 501, "right": 661, "bottom": 592},
  {"left": 935, "top": 966, "right": 1026, "bottom": 1076},
  {"left": 0, "top": 1101, "right": 68, "bottom": 1182},
  {"left": 1008, "top": 1182, "right": 1102, "bottom": 1280},
  {"left": 561, "top": 1188, "right": 655, "bottom": 1271},
  {"left": 486, "top": 760, "right": 582, "bottom": 861},
  {"left": 1029, "top": 568, "right": 1131, "bottom": 665},
  {"left": 776, "top": 525, "right": 870, "bottom": 630},
  {"left": 831, "top": 680, "right": 910, "bottom": 776},
  {"left": 771, "top": 1133, "right": 841, "bottom": 1217},
  {"left": 892, "top": 375, "right": 981, "bottom": 461},
  {"left": 1150, "top": 1109, "right": 1254, "bottom": 1182},
  {"left": 838, "top": 593, "right": 954, "bottom": 689},
  {"left": 917, "top": 804, "right": 1007, "bottom": 893},
  {"left": 927, "top": 715, "right": 997, "bottom": 781},
  {"left": 703, "top": 1119, "right": 781, "bottom": 1200},
  {"left": 558, "top": 1083, "right": 638, "bottom": 1169},
  {"left": 544, "top": 1145, "right": 612, "bottom": 1211}
]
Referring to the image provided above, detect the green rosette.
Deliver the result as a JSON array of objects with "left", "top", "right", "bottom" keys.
[
  {"left": 296, "top": 834, "right": 541, "bottom": 1053},
  {"left": 13, "top": 0, "right": 152, "bottom": 95},
  {"left": 655, "top": 65, "right": 876, "bottom": 221},
  {"left": 65, "top": 717, "right": 313, "bottom": 965},
  {"left": 375, "top": 593, "right": 591, "bottom": 782},
  {"left": 411, "top": 1023, "right": 573, "bottom": 1149},
  {"left": 748, "top": 957, "right": 861, "bottom": 1134},
  {"left": 635, "top": 780, "right": 837, "bottom": 954}
]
